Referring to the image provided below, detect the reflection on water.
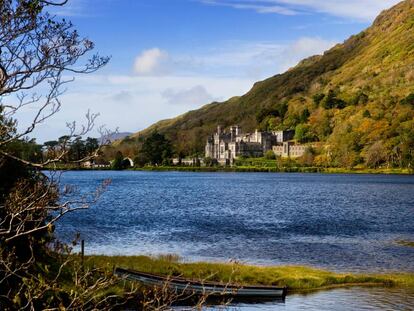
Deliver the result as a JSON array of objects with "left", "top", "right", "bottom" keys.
[{"left": 198, "top": 287, "right": 414, "bottom": 311}]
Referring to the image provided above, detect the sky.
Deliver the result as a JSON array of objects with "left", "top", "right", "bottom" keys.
[{"left": 17, "top": 0, "right": 402, "bottom": 142}]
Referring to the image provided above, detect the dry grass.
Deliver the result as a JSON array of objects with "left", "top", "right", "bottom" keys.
[{"left": 87, "top": 255, "right": 414, "bottom": 293}]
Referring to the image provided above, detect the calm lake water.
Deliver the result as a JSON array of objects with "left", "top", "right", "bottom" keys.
[
  {"left": 200, "top": 287, "right": 414, "bottom": 311},
  {"left": 55, "top": 171, "right": 414, "bottom": 310}
]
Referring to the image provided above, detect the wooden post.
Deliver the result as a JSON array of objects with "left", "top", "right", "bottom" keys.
[{"left": 81, "top": 239, "right": 85, "bottom": 271}]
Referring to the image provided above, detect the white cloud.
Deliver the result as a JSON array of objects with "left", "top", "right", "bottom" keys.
[
  {"left": 281, "top": 0, "right": 400, "bottom": 20},
  {"left": 109, "top": 90, "right": 134, "bottom": 104},
  {"left": 279, "top": 37, "right": 336, "bottom": 71},
  {"left": 130, "top": 37, "right": 335, "bottom": 80},
  {"left": 25, "top": 74, "right": 253, "bottom": 142},
  {"left": 201, "top": 0, "right": 297, "bottom": 15},
  {"left": 162, "top": 85, "right": 216, "bottom": 106},
  {"left": 28, "top": 37, "right": 337, "bottom": 142},
  {"left": 199, "top": 0, "right": 401, "bottom": 21},
  {"left": 133, "top": 48, "right": 171, "bottom": 76},
  {"left": 177, "top": 37, "right": 335, "bottom": 79}
]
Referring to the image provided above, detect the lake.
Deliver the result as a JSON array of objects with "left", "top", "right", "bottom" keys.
[
  {"left": 54, "top": 171, "right": 414, "bottom": 310},
  {"left": 200, "top": 287, "right": 414, "bottom": 311}
]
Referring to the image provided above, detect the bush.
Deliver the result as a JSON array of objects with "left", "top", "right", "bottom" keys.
[
  {"left": 363, "top": 110, "right": 371, "bottom": 118},
  {"left": 313, "top": 93, "right": 325, "bottom": 106},
  {"left": 111, "top": 151, "right": 124, "bottom": 170},
  {"left": 264, "top": 150, "right": 276, "bottom": 160},
  {"left": 321, "top": 90, "right": 347, "bottom": 109},
  {"left": 351, "top": 91, "right": 369, "bottom": 105},
  {"left": 295, "top": 124, "right": 313, "bottom": 143},
  {"left": 400, "top": 93, "right": 414, "bottom": 106},
  {"left": 134, "top": 153, "right": 149, "bottom": 167}
]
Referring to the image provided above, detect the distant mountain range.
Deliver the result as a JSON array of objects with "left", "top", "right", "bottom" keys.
[
  {"left": 105, "top": 132, "right": 132, "bottom": 143},
  {"left": 118, "top": 0, "right": 414, "bottom": 168}
]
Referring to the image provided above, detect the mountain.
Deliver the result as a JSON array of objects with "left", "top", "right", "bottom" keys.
[
  {"left": 104, "top": 132, "right": 132, "bottom": 142},
  {"left": 119, "top": 0, "right": 414, "bottom": 168}
]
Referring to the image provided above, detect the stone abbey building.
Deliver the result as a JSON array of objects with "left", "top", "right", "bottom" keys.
[{"left": 205, "top": 125, "right": 307, "bottom": 165}]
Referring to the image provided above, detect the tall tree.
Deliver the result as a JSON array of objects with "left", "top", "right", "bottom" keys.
[
  {"left": 0, "top": 1, "right": 136, "bottom": 309},
  {"left": 139, "top": 131, "right": 172, "bottom": 165}
]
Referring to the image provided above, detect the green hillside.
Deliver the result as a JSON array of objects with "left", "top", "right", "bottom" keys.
[{"left": 117, "top": 0, "right": 414, "bottom": 169}]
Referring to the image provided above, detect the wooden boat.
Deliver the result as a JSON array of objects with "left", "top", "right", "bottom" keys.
[{"left": 114, "top": 267, "right": 287, "bottom": 299}]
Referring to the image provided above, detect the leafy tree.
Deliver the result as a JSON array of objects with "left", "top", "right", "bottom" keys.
[
  {"left": 162, "top": 157, "right": 172, "bottom": 166},
  {"left": 395, "top": 120, "right": 414, "bottom": 169},
  {"left": 294, "top": 124, "right": 313, "bottom": 143},
  {"left": 0, "top": 1, "right": 137, "bottom": 309},
  {"left": 300, "top": 146, "right": 316, "bottom": 166},
  {"left": 111, "top": 151, "right": 125, "bottom": 170},
  {"left": 363, "top": 141, "right": 388, "bottom": 168},
  {"left": 139, "top": 131, "right": 172, "bottom": 165},
  {"left": 85, "top": 137, "right": 99, "bottom": 154},
  {"left": 256, "top": 102, "right": 288, "bottom": 128},
  {"left": 43, "top": 140, "right": 59, "bottom": 160},
  {"left": 321, "top": 90, "right": 347, "bottom": 109},
  {"left": 67, "top": 137, "right": 101, "bottom": 163},
  {"left": 309, "top": 108, "right": 332, "bottom": 140},
  {"left": 299, "top": 108, "right": 310, "bottom": 123},
  {"left": 328, "top": 123, "right": 363, "bottom": 168},
  {"left": 7, "top": 138, "right": 43, "bottom": 163},
  {"left": 44, "top": 140, "right": 59, "bottom": 149},
  {"left": 133, "top": 153, "right": 149, "bottom": 167},
  {"left": 68, "top": 137, "right": 87, "bottom": 162},
  {"left": 204, "top": 157, "right": 214, "bottom": 167},
  {"left": 267, "top": 116, "right": 283, "bottom": 131}
]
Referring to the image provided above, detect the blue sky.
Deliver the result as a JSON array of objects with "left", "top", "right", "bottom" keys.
[{"left": 22, "top": 0, "right": 401, "bottom": 142}]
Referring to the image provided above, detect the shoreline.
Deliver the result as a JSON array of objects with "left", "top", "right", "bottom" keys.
[
  {"left": 88, "top": 255, "right": 414, "bottom": 294},
  {"left": 45, "top": 165, "right": 412, "bottom": 175},
  {"left": 132, "top": 166, "right": 412, "bottom": 175}
]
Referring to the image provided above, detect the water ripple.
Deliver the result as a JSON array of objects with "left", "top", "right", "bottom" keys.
[{"left": 55, "top": 171, "right": 414, "bottom": 273}]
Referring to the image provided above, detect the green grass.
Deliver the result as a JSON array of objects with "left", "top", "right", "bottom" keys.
[
  {"left": 86, "top": 255, "right": 414, "bottom": 293},
  {"left": 131, "top": 165, "right": 410, "bottom": 175},
  {"left": 321, "top": 167, "right": 412, "bottom": 175}
]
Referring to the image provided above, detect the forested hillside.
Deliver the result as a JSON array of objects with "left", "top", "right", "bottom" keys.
[{"left": 115, "top": 0, "right": 414, "bottom": 168}]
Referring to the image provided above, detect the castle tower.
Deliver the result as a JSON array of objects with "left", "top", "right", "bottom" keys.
[
  {"left": 230, "top": 126, "right": 239, "bottom": 142},
  {"left": 235, "top": 125, "right": 241, "bottom": 136}
]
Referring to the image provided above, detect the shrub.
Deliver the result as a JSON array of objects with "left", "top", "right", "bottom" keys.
[
  {"left": 400, "top": 93, "right": 414, "bottom": 106},
  {"left": 264, "top": 150, "right": 276, "bottom": 160}
]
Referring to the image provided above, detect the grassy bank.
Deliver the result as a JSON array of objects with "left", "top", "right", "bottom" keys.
[
  {"left": 44, "top": 158, "right": 412, "bottom": 175},
  {"left": 46, "top": 165, "right": 411, "bottom": 174},
  {"left": 132, "top": 165, "right": 411, "bottom": 175},
  {"left": 87, "top": 255, "right": 414, "bottom": 293}
]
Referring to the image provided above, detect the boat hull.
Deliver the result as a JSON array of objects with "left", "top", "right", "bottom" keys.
[{"left": 115, "top": 268, "right": 287, "bottom": 299}]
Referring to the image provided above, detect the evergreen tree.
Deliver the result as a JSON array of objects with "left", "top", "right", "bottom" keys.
[{"left": 139, "top": 131, "right": 172, "bottom": 165}]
